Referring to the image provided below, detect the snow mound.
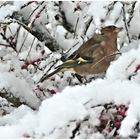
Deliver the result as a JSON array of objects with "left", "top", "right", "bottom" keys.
[
  {"left": 0, "top": 79, "right": 140, "bottom": 138},
  {"left": 0, "top": 73, "right": 40, "bottom": 109}
]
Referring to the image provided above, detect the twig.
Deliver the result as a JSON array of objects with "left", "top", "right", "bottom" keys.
[
  {"left": 70, "top": 123, "right": 81, "bottom": 139},
  {"left": 122, "top": 3, "right": 131, "bottom": 43},
  {"left": 0, "top": 19, "right": 33, "bottom": 35},
  {"left": 25, "top": 37, "right": 36, "bottom": 60},
  {"left": 37, "top": 58, "right": 60, "bottom": 83},
  {"left": 37, "top": 67, "right": 62, "bottom": 83},
  {"left": 127, "top": 1, "right": 137, "bottom": 27},
  {"left": 7, "top": 26, "right": 14, "bottom": 36},
  {"left": 20, "top": 1, "right": 35, "bottom": 9},
  {"left": 27, "top": 1, "right": 45, "bottom": 20},
  {"left": 83, "top": 16, "right": 93, "bottom": 36},
  {"left": 0, "top": 1, "right": 11, "bottom": 9},
  {"left": 0, "top": 43, "right": 10, "bottom": 47},
  {"left": 114, "top": 8, "right": 123, "bottom": 24},
  {"left": 46, "top": 59, "right": 60, "bottom": 74},
  {"left": 29, "top": 5, "right": 46, "bottom": 28},
  {"left": 102, "top": 2, "right": 117, "bottom": 24},
  {"left": 74, "top": 14, "right": 79, "bottom": 38},
  {"left": 106, "top": 2, "right": 117, "bottom": 17},
  {"left": 0, "top": 32, "right": 17, "bottom": 52},
  {"left": 12, "top": 25, "right": 21, "bottom": 51},
  {"left": 64, "top": 41, "right": 79, "bottom": 57},
  {"left": 17, "top": 32, "right": 29, "bottom": 55},
  {"left": 125, "top": 58, "right": 136, "bottom": 71}
]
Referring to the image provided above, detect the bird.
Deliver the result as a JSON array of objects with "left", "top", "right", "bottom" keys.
[{"left": 38, "top": 25, "right": 123, "bottom": 83}]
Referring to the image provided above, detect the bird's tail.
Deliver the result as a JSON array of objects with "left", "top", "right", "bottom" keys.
[
  {"left": 37, "top": 67, "right": 63, "bottom": 83},
  {"left": 37, "top": 60, "right": 76, "bottom": 83}
]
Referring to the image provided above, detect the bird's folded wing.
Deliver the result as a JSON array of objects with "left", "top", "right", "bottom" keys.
[
  {"left": 72, "top": 34, "right": 107, "bottom": 56},
  {"left": 56, "top": 56, "right": 95, "bottom": 70}
]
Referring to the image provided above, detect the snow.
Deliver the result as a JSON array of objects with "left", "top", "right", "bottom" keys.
[
  {"left": 0, "top": 1, "right": 140, "bottom": 139},
  {"left": 87, "top": 1, "right": 112, "bottom": 27},
  {"left": 55, "top": 25, "right": 76, "bottom": 50},
  {"left": 0, "top": 1, "right": 27, "bottom": 21},
  {"left": 129, "top": 1, "right": 140, "bottom": 36},
  {"left": 0, "top": 72, "right": 40, "bottom": 109},
  {"left": 1, "top": 73, "right": 140, "bottom": 138}
]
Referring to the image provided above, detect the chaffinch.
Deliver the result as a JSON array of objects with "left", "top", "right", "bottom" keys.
[{"left": 38, "top": 25, "right": 123, "bottom": 83}]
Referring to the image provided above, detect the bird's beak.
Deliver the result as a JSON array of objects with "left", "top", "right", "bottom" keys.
[{"left": 115, "top": 27, "right": 123, "bottom": 33}]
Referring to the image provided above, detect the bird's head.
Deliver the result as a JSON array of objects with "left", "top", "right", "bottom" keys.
[{"left": 101, "top": 25, "right": 123, "bottom": 36}]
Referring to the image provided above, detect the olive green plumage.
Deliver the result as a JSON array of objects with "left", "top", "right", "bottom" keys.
[{"left": 38, "top": 25, "right": 122, "bottom": 83}]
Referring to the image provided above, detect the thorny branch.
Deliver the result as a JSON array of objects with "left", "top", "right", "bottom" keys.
[{"left": 0, "top": 32, "right": 17, "bottom": 52}]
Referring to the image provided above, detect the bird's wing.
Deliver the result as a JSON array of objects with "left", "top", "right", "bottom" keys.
[
  {"left": 56, "top": 57, "right": 95, "bottom": 70},
  {"left": 38, "top": 56, "right": 96, "bottom": 83},
  {"left": 69, "top": 34, "right": 107, "bottom": 59}
]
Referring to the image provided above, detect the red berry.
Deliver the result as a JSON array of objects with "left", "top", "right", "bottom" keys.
[
  {"left": 21, "top": 64, "right": 28, "bottom": 69},
  {"left": 122, "top": 110, "right": 127, "bottom": 117},
  {"left": 48, "top": 89, "right": 56, "bottom": 94},
  {"left": 106, "top": 127, "right": 112, "bottom": 132},
  {"left": 36, "top": 58, "right": 41, "bottom": 63},
  {"left": 116, "top": 111, "right": 121, "bottom": 115},
  {"left": 50, "top": 77, "right": 55, "bottom": 81},
  {"left": 22, "top": 133, "right": 30, "bottom": 138},
  {"left": 41, "top": 49, "right": 45, "bottom": 55},
  {"left": 115, "top": 122, "right": 121, "bottom": 129},
  {"left": 74, "top": 4, "right": 82, "bottom": 12},
  {"left": 76, "top": 5, "right": 81, "bottom": 10},
  {"left": 136, "top": 64, "right": 140, "bottom": 70}
]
